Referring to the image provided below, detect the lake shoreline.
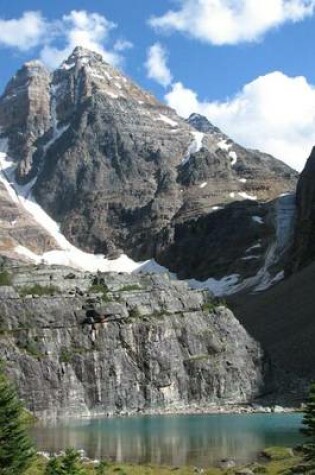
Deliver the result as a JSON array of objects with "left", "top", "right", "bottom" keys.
[{"left": 33, "top": 402, "right": 302, "bottom": 423}]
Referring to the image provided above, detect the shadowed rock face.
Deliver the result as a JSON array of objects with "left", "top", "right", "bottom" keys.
[
  {"left": 0, "top": 267, "right": 268, "bottom": 418},
  {"left": 287, "top": 147, "right": 315, "bottom": 273},
  {"left": 0, "top": 47, "right": 297, "bottom": 282}
]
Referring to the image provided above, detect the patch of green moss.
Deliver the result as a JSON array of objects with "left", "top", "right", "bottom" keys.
[
  {"left": 128, "top": 307, "right": 141, "bottom": 319},
  {"left": 0, "top": 270, "right": 12, "bottom": 286},
  {"left": 202, "top": 297, "right": 228, "bottom": 313},
  {"left": 119, "top": 284, "right": 142, "bottom": 292},
  {"left": 60, "top": 347, "right": 72, "bottom": 364},
  {"left": 19, "top": 284, "right": 60, "bottom": 298},
  {"left": 18, "top": 339, "right": 43, "bottom": 359},
  {"left": 89, "top": 284, "right": 112, "bottom": 302},
  {"left": 262, "top": 447, "right": 295, "bottom": 461}
]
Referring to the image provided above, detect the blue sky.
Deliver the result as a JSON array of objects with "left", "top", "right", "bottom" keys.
[{"left": 1, "top": 0, "right": 315, "bottom": 171}]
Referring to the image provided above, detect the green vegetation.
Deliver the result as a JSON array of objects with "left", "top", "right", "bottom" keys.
[
  {"left": 119, "top": 284, "right": 142, "bottom": 292},
  {"left": 128, "top": 307, "right": 141, "bottom": 319},
  {"left": 45, "top": 449, "right": 88, "bottom": 475},
  {"left": 0, "top": 270, "right": 12, "bottom": 286},
  {"left": 24, "top": 452, "right": 304, "bottom": 475},
  {"left": 60, "top": 347, "right": 72, "bottom": 364},
  {"left": 299, "top": 382, "right": 315, "bottom": 473},
  {"left": 0, "top": 363, "right": 35, "bottom": 474},
  {"left": 88, "top": 284, "right": 111, "bottom": 302},
  {"left": 202, "top": 297, "right": 228, "bottom": 313},
  {"left": 19, "top": 284, "right": 60, "bottom": 298},
  {"left": 24, "top": 341, "right": 43, "bottom": 359},
  {"left": 262, "top": 447, "right": 294, "bottom": 461}
]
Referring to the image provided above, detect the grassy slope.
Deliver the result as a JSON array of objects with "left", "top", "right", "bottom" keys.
[{"left": 26, "top": 450, "right": 302, "bottom": 475}]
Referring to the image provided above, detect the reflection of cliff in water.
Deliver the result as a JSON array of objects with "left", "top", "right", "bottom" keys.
[{"left": 31, "top": 413, "right": 303, "bottom": 466}]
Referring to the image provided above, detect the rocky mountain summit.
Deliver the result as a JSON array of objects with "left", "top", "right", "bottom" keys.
[
  {"left": 0, "top": 265, "right": 268, "bottom": 418},
  {"left": 0, "top": 47, "right": 297, "bottom": 292}
]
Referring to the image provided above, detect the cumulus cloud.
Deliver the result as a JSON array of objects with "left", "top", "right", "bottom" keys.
[
  {"left": 150, "top": 0, "right": 315, "bottom": 45},
  {"left": 40, "top": 10, "right": 122, "bottom": 68},
  {"left": 0, "top": 10, "right": 129, "bottom": 68},
  {"left": 0, "top": 11, "right": 47, "bottom": 50},
  {"left": 165, "top": 72, "right": 315, "bottom": 171},
  {"left": 145, "top": 43, "right": 173, "bottom": 87}
]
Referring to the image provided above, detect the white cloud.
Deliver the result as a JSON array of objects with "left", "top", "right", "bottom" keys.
[
  {"left": 0, "top": 11, "right": 47, "bottom": 50},
  {"left": 150, "top": 0, "right": 315, "bottom": 45},
  {"left": 165, "top": 72, "right": 315, "bottom": 171},
  {"left": 0, "top": 10, "right": 129, "bottom": 68},
  {"left": 145, "top": 43, "right": 173, "bottom": 88},
  {"left": 113, "top": 39, "right": 134, "bottom": 52},
  {"left": 40, "top": 10, "right": 121, "bottom": 68}
]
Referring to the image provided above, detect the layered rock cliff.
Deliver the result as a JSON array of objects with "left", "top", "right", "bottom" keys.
[{"left": 0, "top": 265, "right": 268, "bottom": 418}]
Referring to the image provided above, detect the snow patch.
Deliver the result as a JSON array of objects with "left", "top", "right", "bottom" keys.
[
  {"left": 245, "top": 243, "right": 262, "bottom": 254},
  {"left": 255, "top": 269, "right": 285, "bottom": 292},
  {"left": 90, "top": 73, "right": 105, "bottom": 80},
  {"left": 62, "top": 62, "right": 75, "bottom": 70},
  {"left": 238, "top": 192, "right": 257, "bottom": 201},
  {"left": 218, "top": 139, "right": 232, "bottom": 152},
  {"left": 80, "top": 57, "right": 89, "bottom": 65},
  {"left": 0, "top": 149, "right": 174, "bottom": 275},
  {"left": 182, "top": 131, "right": 204, "bottom": 165},
  {"left": 229, "top": 192, "right": 236, "bottom": 198},
  {"left": 157, "top": 114, "right": 178, "bottom": 127},
  {"left": 43, "top": 124, "right": 70, "bottom": 154},
  {"left": 252, "top": 216, "right": 264, "bottom": 224},
  {"left": 199, "top": 182, "right": 207, "bottom": 189},
  {"left": 239, "top": 178, "right": 247, "bottom": 183},
  {"left": 189, "top": 274, "right": 240, "bottom": 297},
  {"left": 105, "top": 91, "right": 119, "bottom": 99},
  {"left": 229, "top": 151, "right": 237, "bottom": 166}
]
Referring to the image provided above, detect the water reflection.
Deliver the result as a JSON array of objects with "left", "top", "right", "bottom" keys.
[{"left": 31, "top": 413, "right": 304, "bottom": 466}]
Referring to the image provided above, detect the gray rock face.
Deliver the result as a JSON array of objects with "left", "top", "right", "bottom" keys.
[
  {"left": 0, "top": 266, "right": 268, "bottom": 418},
  {"left": 0, "top": 61, "right": 51, "bottom": 181},
  {"left": 186, "top": 113, "right": 221, "bottom": 134},
  {"left": 0, "top": 47, "right": 297, "bottom": 283}
]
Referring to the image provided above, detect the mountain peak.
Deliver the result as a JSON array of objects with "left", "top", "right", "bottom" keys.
[
  {"left": 187, "top": 113, "right": 221, "bottom": 134},
  {"left": 60, "top": 46, "right": 105, "bottom": 70}
]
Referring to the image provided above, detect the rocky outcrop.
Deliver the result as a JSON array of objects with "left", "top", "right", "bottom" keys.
[
  {"left": 0, "top": 61, "right": 51, "bottom": 181},
  {"left": 287, "top": 146, "right": 315, "bottom": 273},
  {"left": 0, "top": 266, "right": 268, "bottom": 418},
  {"left": 0, "top": 47, "right": 297, "bottom": 284}
]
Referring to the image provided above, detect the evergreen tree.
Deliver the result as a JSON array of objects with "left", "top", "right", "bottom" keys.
[
  {"left": 95, "top": 461, "right": 108, "bottom": 474},
  {"left": 300, "top": 383, "right": 315, "bottom": 473},
  {"left": 45, "top": 449, "right": 87, "bottom": 475},
  {"left": 0, "top": 364, "right": 34, "bottom": 475}
]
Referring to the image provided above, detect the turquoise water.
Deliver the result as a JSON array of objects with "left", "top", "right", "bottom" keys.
[{"left": 31, "top": 413, "right": 304, "bottom": 466}]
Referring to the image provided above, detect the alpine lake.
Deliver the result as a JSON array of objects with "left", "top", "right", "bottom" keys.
[{"left": 30, "top": 412, "right": 304, "bottom": 467}]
